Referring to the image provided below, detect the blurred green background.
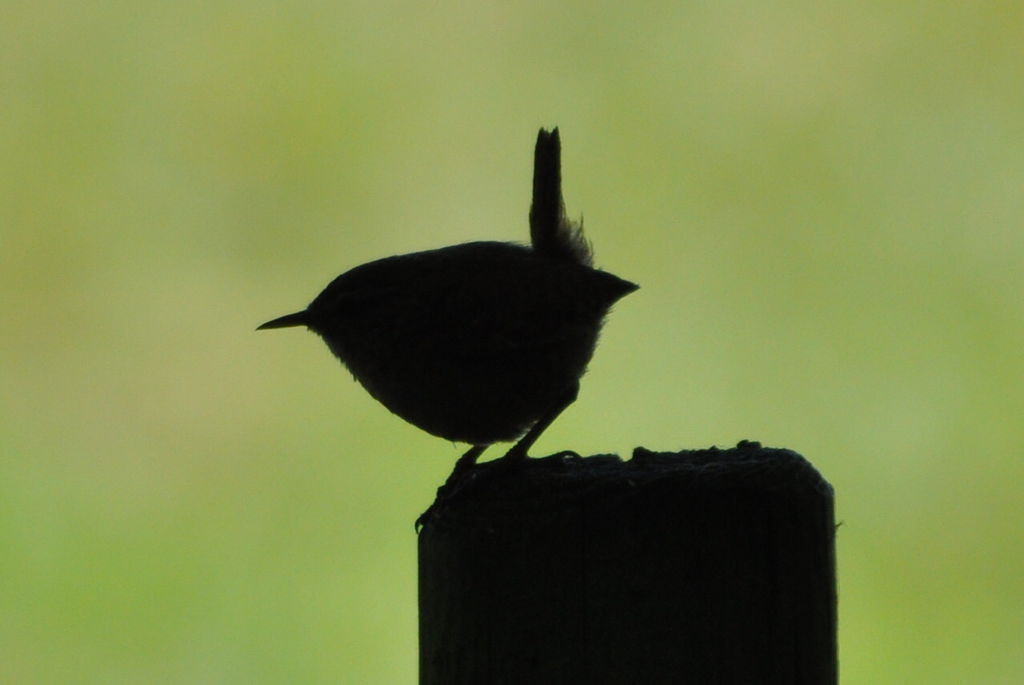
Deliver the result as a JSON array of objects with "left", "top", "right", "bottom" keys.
[{"left": 3, "top": 1, "right": 1022, "bottom": 682}]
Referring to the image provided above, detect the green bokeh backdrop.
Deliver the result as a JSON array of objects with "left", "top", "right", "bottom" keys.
[{"left": 3, "top": 1, "right": 1022, "bottom": 682}]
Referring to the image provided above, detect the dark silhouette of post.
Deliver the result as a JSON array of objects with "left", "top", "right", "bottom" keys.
[{"left": 418, "top": 441, "right": 836, "bottom": 685}]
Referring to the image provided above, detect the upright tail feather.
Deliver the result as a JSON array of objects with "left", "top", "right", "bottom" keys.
[{"left": 529, "top": 128, "right": 592, "bottom": 266}]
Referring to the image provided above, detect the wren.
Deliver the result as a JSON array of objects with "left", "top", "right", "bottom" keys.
[{"left": 258, "top": 128, "right": 637, "bottom": 477}]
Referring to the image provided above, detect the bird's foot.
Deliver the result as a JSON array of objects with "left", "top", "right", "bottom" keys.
[
  {"left": 416, "top": 446, "right": 536, "bottom": 531},
  {"left": 415, "top": 448, "right": 585, "bottom": 531},
  {"left": 416, "top": 445, "right": 489, "bottom": 531},
  {"left": 543, "top": 449, "right": 582, "bottom": 464}
]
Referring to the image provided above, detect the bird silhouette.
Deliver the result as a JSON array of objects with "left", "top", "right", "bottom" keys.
[{"left": 258, "top": 128, "right": 637, "bottom": 490}]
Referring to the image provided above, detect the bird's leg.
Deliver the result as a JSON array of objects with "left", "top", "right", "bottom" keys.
[
  {"left": 417, "top": 381, "right": 581, "bottom": 530},
  {"left": 502, "top": 380, "right": 580, "bottom": 461},
  {"left": 416, "top": 444, "right": 487, "bottom": 531},
  {"left": 445, "top": 444, "right": 488, "bottom": 488}
]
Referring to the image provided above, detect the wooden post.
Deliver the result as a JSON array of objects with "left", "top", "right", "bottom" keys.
[{"left": 418, "top": 441, "right": 836, "bottom": 685}]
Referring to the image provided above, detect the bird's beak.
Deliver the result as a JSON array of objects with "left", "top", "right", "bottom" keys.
[{"left": 256, "top": 311, "right": 309, "bottom": 330}]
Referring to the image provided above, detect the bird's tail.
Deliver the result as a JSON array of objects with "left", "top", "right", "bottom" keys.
[{"left": 529, "top": 128, "right": 592, "bottom": 266}]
